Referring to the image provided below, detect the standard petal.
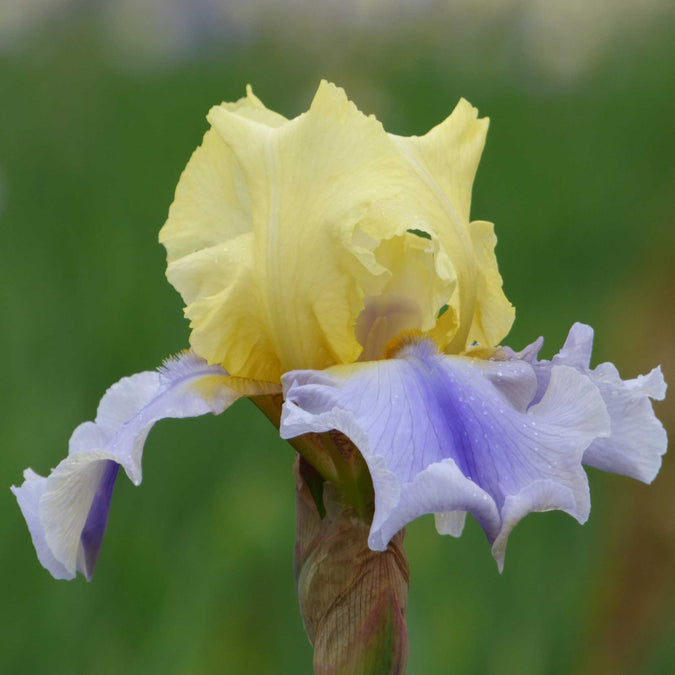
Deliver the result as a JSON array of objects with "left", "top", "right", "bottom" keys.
[
  {"left": 390, "top": 101, "right": 514, "bottom": 352},
  {"left": 12, "top": 351, "right": 278, "bottom": 580},
  {"left": 280, "top": 339, "right": 609, "bottom": 569},
  {"left": 391, "top": 99, "right": 487, "bottom": 226},
  {"left": 465, "top": 220, "right": 515, "bottom": 348},
  {"left": 161, "top": 82, "right": 512, "bottom": 382},
  {"left": 505, "top": 323, "right": 668, "bottom": 483}
]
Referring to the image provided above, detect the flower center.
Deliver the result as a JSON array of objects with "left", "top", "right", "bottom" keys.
[{"left": 355, "top": 294, "right": 425, "bottom": 361}]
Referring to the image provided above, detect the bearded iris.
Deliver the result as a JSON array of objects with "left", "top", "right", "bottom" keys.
[{"left": 13, "top": 81, "right": 666, "bottom": 586}]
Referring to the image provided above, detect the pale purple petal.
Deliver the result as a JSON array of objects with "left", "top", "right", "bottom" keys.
[
  {"left": 281, "top": 339, "right": 610, "bottom": 569},
  {"left": 12, "top": 351, "right": 278, "bottom": 580},
  {"left": 502, "top": 323, "right": 668, "bottom": 483},
  {"left": 12, "top": 469, "right": 72, "bottom": 580}
]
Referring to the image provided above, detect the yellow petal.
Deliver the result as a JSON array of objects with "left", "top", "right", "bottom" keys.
[
  {"left": 394, "top": 99, "right": 487, "bottom": 226},
  {"left": 467, "top": 220, "right": 515, "bottom": 347},
  {"left": 355, "top": 231, "right": 456, "bottom": 361},
  {"left": 160, "top": 83, "right": 514, "bottom": 382},
  {"left": 390, "top": 99, "right": 513, "bottom": 351}
]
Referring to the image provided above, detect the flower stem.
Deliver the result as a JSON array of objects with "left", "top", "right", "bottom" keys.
[
  {"left": 320, "top": 429, "right": 374, "bottom": 520},
  {"left": 252, "top": 395, "right": 374, "bottom": 518}
]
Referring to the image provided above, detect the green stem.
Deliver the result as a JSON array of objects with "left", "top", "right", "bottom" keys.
[
  {"left": 320, "top": 430, "right": 373, "bottom": 520},
  {"left": 252, "top": 395, "right": 374, "bottom": 519}
]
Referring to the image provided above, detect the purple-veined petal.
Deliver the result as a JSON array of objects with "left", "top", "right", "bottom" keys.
[
  {"left": 503, "top": 323, "right": 668, "bottom": 483},
  {"left": 280, "top": 339, "right": 610, "bottom": 569},
  {"left": 12, "top": 351, "right": 279, "bottom": 580},
  {"left": 78, "top": 460, "right": 119, "bottom": 578}
]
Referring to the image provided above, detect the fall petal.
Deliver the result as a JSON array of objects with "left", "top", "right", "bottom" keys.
[
  {"left": 12, "top": 352, "right": 278, "bottom": 580},
  {"left": 506, "top": 323, "right": 668, "bottom": 482},
  {"left": 281, "top": 339, "right": 609, "bottom": 569}
]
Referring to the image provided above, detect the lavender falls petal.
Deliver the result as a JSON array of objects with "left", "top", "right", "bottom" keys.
[
  {"left": 281, "top": 338, "right": 610, "bottom": 569},
  {"left": 12, "top": 351, "right": 279, "bottom": 580},
  {"left": 502, "top": 322, "right": 668, "bottom": 482}
]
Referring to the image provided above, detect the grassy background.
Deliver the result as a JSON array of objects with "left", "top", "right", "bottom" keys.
[{"left": 2, "top": 7, "right": 674, "bottom": 674}]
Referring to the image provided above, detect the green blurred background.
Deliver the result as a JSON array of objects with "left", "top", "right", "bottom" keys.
[{"left": 2, "top": 2, "right": 674, "bottom": 673}]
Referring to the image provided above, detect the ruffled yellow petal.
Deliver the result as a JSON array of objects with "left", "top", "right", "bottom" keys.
[
  {"left": 161, "top": 82, "right": 513, "bottom": 382},
  {"left": 393, "top": 99, "right": 487, "bottom": 226},
  {"left": 389, "top": 99, "right": 513, "bottom": 351},
  {"left": 467, "top": 220, "right": 515, "bottom": 347}
]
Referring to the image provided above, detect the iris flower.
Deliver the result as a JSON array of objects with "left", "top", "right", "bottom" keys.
[{"left": 13, "top": 81, "right": 666, "bottom": 581}]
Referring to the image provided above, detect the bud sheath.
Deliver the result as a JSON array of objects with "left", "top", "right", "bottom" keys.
[{"left": 295, "top": 457, "right": 410, "bottom": 674}]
